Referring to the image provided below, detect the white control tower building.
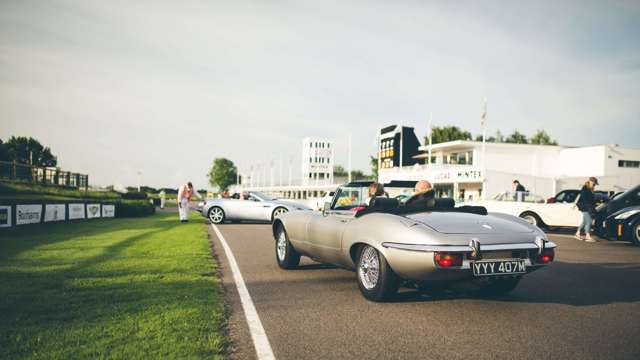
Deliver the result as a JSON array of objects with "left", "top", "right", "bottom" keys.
[{"left": 302, "top": 138, "right": 334, "bottom": 185}]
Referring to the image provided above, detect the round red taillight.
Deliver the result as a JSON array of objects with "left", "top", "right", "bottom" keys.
[
  {"left": 434, "top": 252, "right": 463, "bottom": 268},
  {"left": 534, "top": 248, "right": 555, "bottom": 264}
]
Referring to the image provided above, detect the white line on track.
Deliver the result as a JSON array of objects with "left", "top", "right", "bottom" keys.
[{"left": 210, "top": 223, "right": 276, "bottom": 360}]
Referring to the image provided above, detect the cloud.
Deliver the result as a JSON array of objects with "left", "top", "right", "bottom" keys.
[{"left": 0, "top": 0, "right": 638, "bottom": 188}]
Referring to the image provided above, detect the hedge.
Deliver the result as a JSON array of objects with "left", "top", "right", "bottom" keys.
[
  {"left": 121, "top": 191, "right": 148, "bottom": 200},
  {"left": 116, "top": 200, "right": 155, "bottom": 218}
]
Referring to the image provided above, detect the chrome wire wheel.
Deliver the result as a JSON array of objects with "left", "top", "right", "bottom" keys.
[
  {"left": 209, "top": 207, "right": 224, "bottom": 224},
  {"left": 522, "top": 214, "right": 537, "bottom": 225},
  {"left": 273, "top": 207, "right": 288, "bottom": 219},
  {"left": 277, "top": 231, "right": 287, "bottom": 261},
  {"left": 635, "top": 223, "right": 640, "bottom": 243},
  {"left": 358, "top": 246, "right": 380, "bottom": 290}
]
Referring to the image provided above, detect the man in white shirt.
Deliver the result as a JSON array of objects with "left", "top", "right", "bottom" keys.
[{"left": 177, "top": 182, "right": 203, "bottom": 222}]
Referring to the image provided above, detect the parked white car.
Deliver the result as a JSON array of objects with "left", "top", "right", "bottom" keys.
[{"left": 468, "top": 191, "right": 582, "bottom": 228}]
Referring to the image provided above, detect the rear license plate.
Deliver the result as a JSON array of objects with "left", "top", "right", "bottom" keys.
[{"left": 471, "top": 259, "right": 526, "bottom": 277}]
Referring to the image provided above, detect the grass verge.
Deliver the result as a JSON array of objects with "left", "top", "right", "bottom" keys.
[{"left": 0, "top": 212, "right": 225, "bottom": 359}]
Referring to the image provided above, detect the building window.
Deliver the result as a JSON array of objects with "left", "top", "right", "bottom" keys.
[{"left": 619, "top": 160, "right": 640, "bottom": 168}]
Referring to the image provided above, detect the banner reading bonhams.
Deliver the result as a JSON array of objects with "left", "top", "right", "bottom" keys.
[
  {"left": 69, "top": 203, "right": 86, "bottom": 220},
  {"left": 87, "top": 204, "right": 101, "bottom": 219},
  {"left": 0, "top": 205, "right": 11, "bottom": 228},
  {"left": 102, "top": 204, "right": 115, "bottom": 218},
  {"left": 45, "top": 204, "right": 66, "bottom": 222},
  {"left": 16, "top": 204, "right": 42, "bottom": 225}
]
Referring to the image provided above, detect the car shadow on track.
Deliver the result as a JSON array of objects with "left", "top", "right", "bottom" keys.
[{"left": 391, "top": 261, "right": 640, "bottom": 306}]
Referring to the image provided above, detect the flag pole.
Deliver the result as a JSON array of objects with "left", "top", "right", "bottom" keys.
[
  {"left": 481, "top": 98, "right": 487, "bottom": 200},
  {"left": 348, "top": 134, "right": 352, "bottom": 183},
  {"left": 428, "top": 112, "right": 433, "bottom": 168}
]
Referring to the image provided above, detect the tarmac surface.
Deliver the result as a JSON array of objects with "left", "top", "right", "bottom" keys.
[{"left": 207, "top": 221, "right": 640, "bottom": 360}]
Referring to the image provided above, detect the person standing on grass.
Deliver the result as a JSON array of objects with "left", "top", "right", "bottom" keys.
[
  {"left": 177, "top": 182, "right": 203, "bottom": 222},
  {"left": 159, "top": 189, "right": 166, "bottom": 209},
  {"left": 575, "top": 177, "right": 599, "bottom": 242}
]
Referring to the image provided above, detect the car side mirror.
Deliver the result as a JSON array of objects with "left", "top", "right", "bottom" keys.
[{"left": 322, "top": 202, "right": 331, "bottom": 215}]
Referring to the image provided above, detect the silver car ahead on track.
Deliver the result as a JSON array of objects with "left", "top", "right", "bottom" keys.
[
  {"left": 199, "top": 191, "right": 312, "bottom": 224},
  {"left": 272, "top": 182, "right": 557, "bottom": 302}
]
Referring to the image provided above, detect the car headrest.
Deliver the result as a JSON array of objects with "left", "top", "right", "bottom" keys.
[
  {"left": 434, "top": 198, "right": 455, "bottom": 209},
  {"left": 370, "top": 197, "right": 399, "bottom": 208}
]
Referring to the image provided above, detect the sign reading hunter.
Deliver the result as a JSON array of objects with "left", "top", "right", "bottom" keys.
[
  {"left": 87, "top": 204, "right": 101, "bottom": 219},
  {"left": 45, "top": 204, "right": 66, "bottom": 222},
  {"left": 69, "top": 203, "right": 86, "bottom": 220},
  {"left": 0, "top": 206, "right": 11, "bottom": 228},
  {"left": 102, "top": 204, "right": 115, "bottom": 218},
  {"left": 16, "top": 204, "right": 42, "bottom": 225}
]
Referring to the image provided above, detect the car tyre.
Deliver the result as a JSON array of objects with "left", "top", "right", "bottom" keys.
[
  {"left": 356, "top": 245, "right": 399, "bottom": 302},
  {"left": 272, "top": 207, "right": 288, "bottom": 222},
  {"left": 208, "top": 206, "right": 225, "bottom": 224},
  {"left": 520, "top": 212, "right": 543, "bottom": 228},
  {"left": 275, "top": 226, "right": 300, "bottom": 269},
  {"left": 478, "top": 277, "right": 521, "bottom": 296},
  {"left": 629, "top": 221, "right": 640, "bottom": 246}
]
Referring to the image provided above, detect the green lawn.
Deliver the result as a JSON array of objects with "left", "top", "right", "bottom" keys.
[{"left": 0, "top": 212, "right": 225, "bottom": 359}]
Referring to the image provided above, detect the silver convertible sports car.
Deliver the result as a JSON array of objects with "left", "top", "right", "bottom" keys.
[
  {"left": 272, "top": 182, "right": 557, "bottom": 302},
  {"left": 199, "top": 191, "right": 312, "bottom": 224}
]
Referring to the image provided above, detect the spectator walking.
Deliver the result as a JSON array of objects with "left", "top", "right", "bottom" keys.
[
  {"left": 177, "top": 182, "right": 203, "bottom": 222},
  {"left": 575, "top": 177, "right": 599, "bottom": 242}
]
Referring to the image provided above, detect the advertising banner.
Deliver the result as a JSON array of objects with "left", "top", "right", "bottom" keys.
[
  {"left": 87, "top": 203, "right": 101, "bottom": 219},
  {"left": 102, "top": 204, "right": 115, "bottom": 218},
  {"left": 0, "top": 206, "right": 11, "bottom": 228},
  {"left": 44, "top": 204, "right": 66, "bottom": 222},
  {"left": 16, "top": 204, "right": 42, "bottom": 225},
  {"left": 69, "top": 203, "right": 86, "bottom": 220}
]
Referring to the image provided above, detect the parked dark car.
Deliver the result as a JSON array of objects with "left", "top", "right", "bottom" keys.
[
  {"left": 594, "top": 185, "right": 640, "bottom": 235},
  {"left": 603, "top": 205, "right": 640, "bottom": 246}
]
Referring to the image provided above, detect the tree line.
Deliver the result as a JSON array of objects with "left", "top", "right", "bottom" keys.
[
  {"left": 0, "top": 136, "right": 58, "bottom": 167},
  {"left": 426, "top": 126, "right": 557, "bottom": 145}
]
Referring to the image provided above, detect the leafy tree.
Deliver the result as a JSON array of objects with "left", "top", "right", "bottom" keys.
[
  {"left": 350, "top": 170, "right": 368, "bottom": 180},
  {"left": 333, "top": 165, "right": 348, "bottom": 177},
  {"left": 474, "top": 130, "right": 504, "bottom": 143},
  {"left": 530, "top": 129, "right": 558, "bottom": 145},
  {"left": 425, "top": 126, "right": 472, "bottom": 145},
  {"left": 208, "top": 158, "right": 237, "bottom": 191},
  {"left": 1, "top": 136, "right": 57, "bottom": 166},
  {"left": 140, "top": 186, "right": 158, "bottom": 193},
  {"left": 370, "top": 155, "right": 378, "bottom": 179},
  {"left": 505, "top": 130, "right": 528, "bottom": 144},
  {"left": 0, "top": 139, "right": 9, "bottom": 162}
]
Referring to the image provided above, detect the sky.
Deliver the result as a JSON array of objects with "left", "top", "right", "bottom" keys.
[{"left": 1, "top": 0, "right": 639, "bottom": 189}]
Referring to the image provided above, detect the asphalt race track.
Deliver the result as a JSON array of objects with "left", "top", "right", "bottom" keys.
[{"left": 208, "top": 223, "right": 640, "bottom": 360}]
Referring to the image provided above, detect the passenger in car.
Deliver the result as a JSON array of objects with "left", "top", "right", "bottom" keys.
[
  {"left": 366, "top": 182, "right": 385, "bottom": 206},
  {"left": 405, "top": 180, "right": 436, "bottom": 207}
]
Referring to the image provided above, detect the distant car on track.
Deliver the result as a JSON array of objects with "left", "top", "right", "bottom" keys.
[
  {"left": 272, "top": 182, "right": 556, "bottom": 302},
  {"left": 199, "top": 191, "right": 312, "bottom": 224}
]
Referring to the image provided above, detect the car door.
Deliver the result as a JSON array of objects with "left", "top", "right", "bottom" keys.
[
  {"left": 241, "top": 194, "right": 274, "bottom": 220},
  {"left": 534, "top": 202, "right": 581, "bottom": 227},
  {"left": 307, "top": 209, "right": 354, "bottom": 263},
  {"left": 306, "top": 186, "right": 362, "bottom": 263}
]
